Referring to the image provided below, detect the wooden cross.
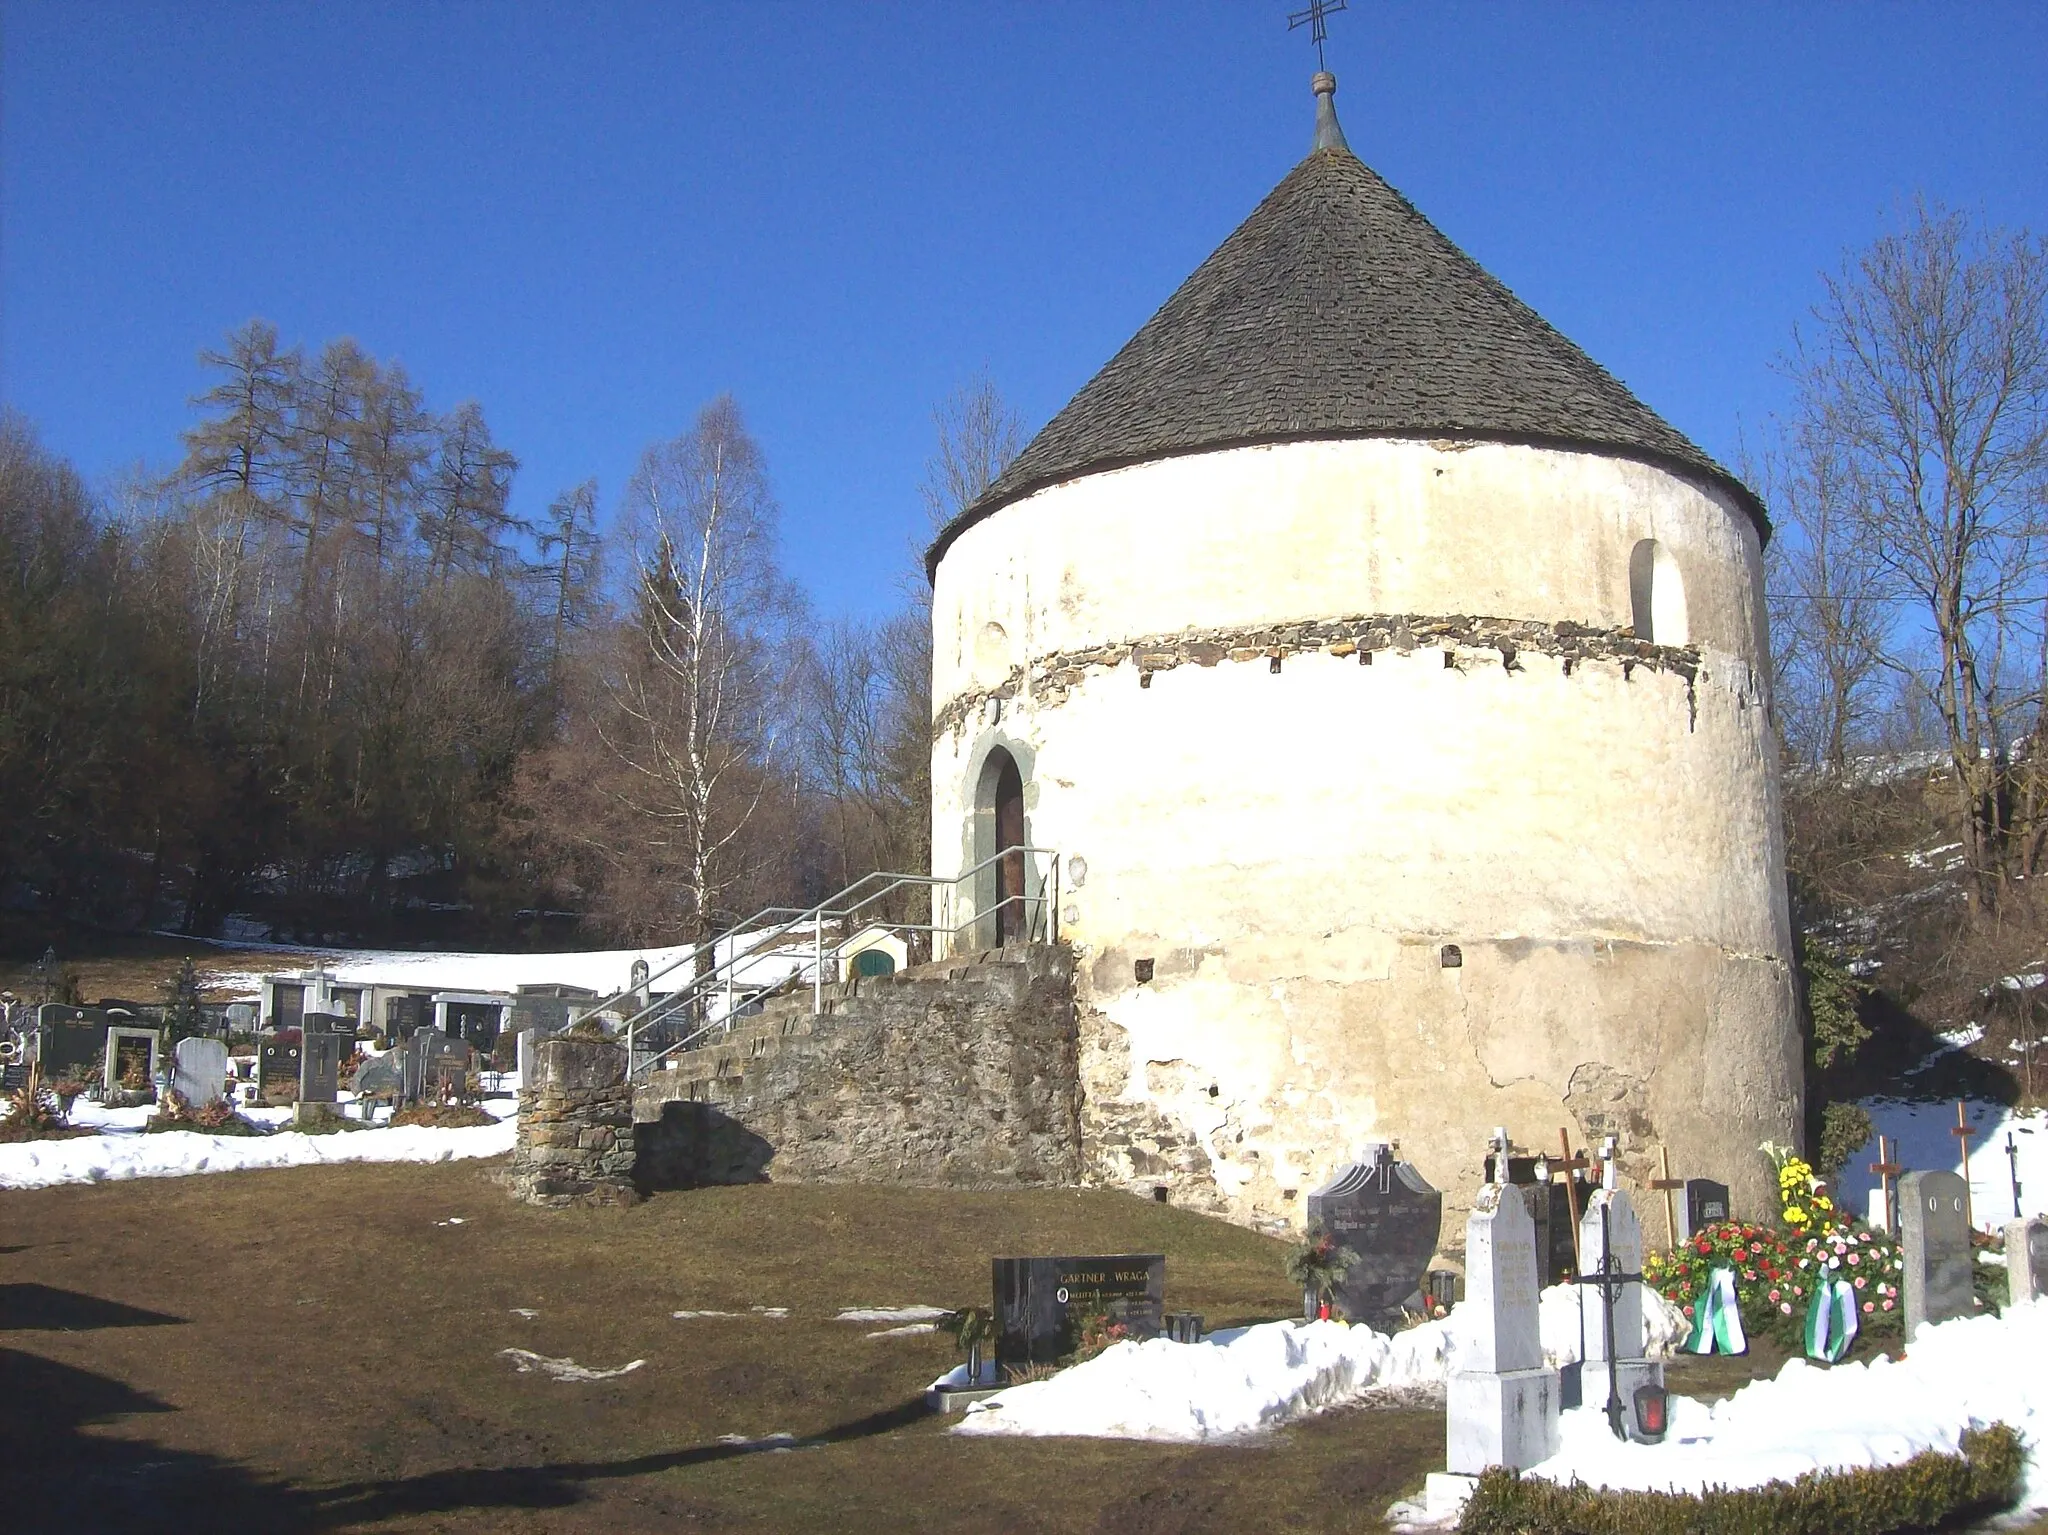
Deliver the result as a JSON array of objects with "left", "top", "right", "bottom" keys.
[
  {"left": 1952, "top": 1100, "right": 1976, "bottom": 1231},
  {"left": 1869, "top": 1134, "right": 1906, "bottom": 1237},
  {"left": 1556, "top": 1127, "right": 1589, "bottom": 1268},
  {"left": 1287, "top": 0, "right": 1348, "bottom": 69},
  {"left": 1647, "top": 1145, "right": 1686, "bottom": 1252}
]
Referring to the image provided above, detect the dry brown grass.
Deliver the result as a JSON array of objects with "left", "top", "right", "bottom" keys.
[{"left": 3, "top": 1163, "right": 1448, "bottom": 1534}]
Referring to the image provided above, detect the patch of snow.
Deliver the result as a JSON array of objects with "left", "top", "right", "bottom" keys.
[
  {"left": 715, "top": 1432, "right": 811, "bottom": 1453},
  {"left": 511, "top": 1309, "right": 538, "bottom": 1319},
  {"left": 951, "top": 1285, "right": 1683, "bottom": 1444},
  {"left": 835, "top": 1305, "right": 952, "bottom": 1324},
  {"left": 868, "top": 1323, "right": 938, "bottom": 1338},
  {"left": 500, "top": 1349, "right": 644, "bottom": 1383},
  {"left": 1522, "top": 1303, "right": 2048, "bottom": 1512},
  {"left": 2000, "top": 973, "right": 2047, "bottom": 992},
  {"left": 0, "top": 1116, "right": 516, "bottom": 1189},
  {"left": 671, "top": 1310, "right": 743, "bottom": 1320},
  {"left": 434, "top": 1217, "right": 465, "bottom": 1226},
  {"left": 197, "top": 940, "right": 702, "bottom": 1004},
  {"left": 751, "top": 1306, "right": 789, "bottom": 1318},
  {"left": 1839, "top": 1098, "right": 2048, "bottom": 1231}
]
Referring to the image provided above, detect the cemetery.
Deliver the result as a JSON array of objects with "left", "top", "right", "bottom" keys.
[{"left": 6, "top": 8, "right": 2048, "bottom": 1533}]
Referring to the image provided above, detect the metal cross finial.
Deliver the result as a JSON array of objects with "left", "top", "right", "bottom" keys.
[{"left": 1287, "top": 0, "right": 1348, "bottom": 70}]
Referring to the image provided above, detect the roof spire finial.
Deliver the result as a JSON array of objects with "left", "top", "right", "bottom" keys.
[
  {"left": 1309, "top": 70, "right": 1349, "bottom": 153},
  {"left": 1287, "top": 1, "right": 1350, "bottom": 152}
]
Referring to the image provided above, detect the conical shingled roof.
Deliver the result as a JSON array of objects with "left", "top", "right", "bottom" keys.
[{"left": 927, "top": 137, "right": 1764, "bottom": 576}]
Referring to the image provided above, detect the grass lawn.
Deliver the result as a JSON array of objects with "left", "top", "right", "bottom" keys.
[{"left": 4, "top": 1163, "right": 1447, "bottom": 1534}]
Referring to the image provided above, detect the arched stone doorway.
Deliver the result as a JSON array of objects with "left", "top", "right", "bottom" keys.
[{"left": 973, "top": 745, "right": 1030, "bottom": 947}]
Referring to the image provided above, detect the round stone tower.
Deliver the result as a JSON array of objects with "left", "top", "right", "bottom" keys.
[{"left": 926, "top": 76, "right": 1801, "bottom": 1234}]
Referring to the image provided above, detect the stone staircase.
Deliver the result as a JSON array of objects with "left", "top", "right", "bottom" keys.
[{"left": 631, "top": 943, "right": 1082, "bottom": 1191}]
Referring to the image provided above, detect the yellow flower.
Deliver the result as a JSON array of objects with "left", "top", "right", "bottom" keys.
[{"left": 1784, "top": 1207, "right": 1808, "bottom": 1225}]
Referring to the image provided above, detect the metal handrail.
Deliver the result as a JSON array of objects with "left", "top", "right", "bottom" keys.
[{"left": 617, "top": 846, "right": 1059, "bottom": 1080}]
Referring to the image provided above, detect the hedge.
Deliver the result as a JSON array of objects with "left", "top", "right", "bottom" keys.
[{"left": 1457, "top": 1423, "right": 2023, "bottom": 1535}]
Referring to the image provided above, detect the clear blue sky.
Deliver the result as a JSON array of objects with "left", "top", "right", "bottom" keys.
[{"left": 5, "top": 3, "right": 2045, "bottom": 620}]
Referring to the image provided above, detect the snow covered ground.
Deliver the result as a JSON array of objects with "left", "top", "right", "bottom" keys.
[
  {"left": 1839, "top": 1098, "right": 2048, "bottom": 1231},
  {"left": 0, "top": 1097, "right": 517, "bottom": 1190},
  {"left": 200, "top": 941, "right": 699, "bottom": 1002},
  {"left": 1524, "top": 1302, "right": 2048, "bottom": 1514},
  {"left": 950, "top": 1284, "right": 1684, "bottom": 1442},
  {"left": 951, "top": 1285, "right": 2048, "bottom": 1525}
]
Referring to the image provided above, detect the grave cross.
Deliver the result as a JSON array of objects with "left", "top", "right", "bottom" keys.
[
  {"left": 1286, "top": 0, "right": 1348, "bottom": 69},
  {"left": 1555, "top": 1127, "right": 1591, "bottom": 1268},
  {"left": 2009, "top": 1134, "right": 2024, "bottom": 1220},
  {"left": 1952, "top": 1100, "right": 1976, "bottom": 1231},
  {"left": 1869, "top": 1134, "right": 1907, "bottom": 1237},
  {"left": 1647, "top": 1146, "right": 1686, "bottom": 1252},
  {"left": 1574, "top": 1201, "right": 1641, "bottom": 1443}
]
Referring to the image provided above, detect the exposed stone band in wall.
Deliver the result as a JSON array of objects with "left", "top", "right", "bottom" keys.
[
  {"left": 503, "top": 1036, "right": 640, "bottom": 1208},
  {"left": 933, "top": 612, "right": 1711, "bottom": 742}
]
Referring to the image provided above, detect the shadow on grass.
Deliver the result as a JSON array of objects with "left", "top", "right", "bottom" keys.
[
  {"left": 2, "top": 1283, "right": 186, "bottom": 1331},
  {"left": 6, "top": 1344, "right": 929, "bottom": 1535}
]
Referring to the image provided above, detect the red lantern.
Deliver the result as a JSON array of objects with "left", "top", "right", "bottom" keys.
[{"left": 1631, "top": 1382, "right": 1670, "bottom": 1444}]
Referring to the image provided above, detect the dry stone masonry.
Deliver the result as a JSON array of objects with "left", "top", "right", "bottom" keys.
[{"left": 505, "top": 1035, "right": 640, "bottom": 1207}]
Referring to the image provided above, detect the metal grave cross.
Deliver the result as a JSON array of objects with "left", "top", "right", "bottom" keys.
[
  {"left": 1574, "top": 1201, "right": 1642, "bottom": 1443},
  {"left": 1286, "top": 0, "right": 1348, "bottom": 69}
]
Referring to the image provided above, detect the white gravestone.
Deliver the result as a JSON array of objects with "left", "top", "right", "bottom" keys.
[
  {"left": 1446, "top": 1180, "right": 1560, "bottom": 1475},
  {"left": 2007, "top": 1217, "right": 2048, "bottom": 1308},
  {"left": 1578, "top": 1185, "right": 1665, "bottom": 1406},
  {"left": 102, "top": 1025, "right": 161, "bottom": 1096},
  {"left": 171, "top": 1036, "right": 228, "bottom": 1109}
]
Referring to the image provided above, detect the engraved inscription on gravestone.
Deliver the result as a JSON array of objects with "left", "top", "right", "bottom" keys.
[
  {"left": 299, "top": 1030, "right": 341, "bottom": 1104},
  {"left": 171, "top": 1036, "right": 229, "bottom": 1108},
  {"left": 1306, "top": 1143, "right": 1444, "bottom": 1325},
  {"left": 1676, "top": 1179, "right": 1732, "bottom": 1244},
  {"left": 992, "top": 1254, "right": 1165, "bottom": 1368},
  {"left": 1900, "top": 1169, "right": 1973, "bottom": 1338}
]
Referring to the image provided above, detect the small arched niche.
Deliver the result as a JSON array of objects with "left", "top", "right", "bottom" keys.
[{"left": 1629, "top": 539, "right": 1689, "bottom": 647}]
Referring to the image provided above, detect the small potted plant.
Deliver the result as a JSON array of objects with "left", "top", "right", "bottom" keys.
[{"left": 1285, "top": 1225, "right": 1356, "bottom": 1322}]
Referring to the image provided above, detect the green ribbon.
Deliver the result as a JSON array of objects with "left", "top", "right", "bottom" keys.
[
  {"left": 1683, "top": 1264, "right": 1748, "bottom": 1355},
  {"left": 1804, "top": 1274, "right": 1859, "bottom": 1363}
]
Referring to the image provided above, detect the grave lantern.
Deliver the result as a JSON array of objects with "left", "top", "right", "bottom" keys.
[{"left": 1630, "top": 1381, "right": 1669, "bottom": 1444}]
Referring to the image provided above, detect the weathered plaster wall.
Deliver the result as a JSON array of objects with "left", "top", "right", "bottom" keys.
[{"left": 928, "top": 436, "right": 1801, "bottom": 1234}]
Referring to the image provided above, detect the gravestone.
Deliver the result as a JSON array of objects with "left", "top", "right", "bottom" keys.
[
  {"left": 224, "top": 1002, "right": 259, "bottom": 1033},
  {"left": 2006, "top": 1216, "right": 2048, "bottom": 1307},
  {"left": 258, "top": 1034, "right": 302, "bottom": 1105},
  {"left": 1306, "top": 1143, "right": 1444, "bottom": 1326},
  {"left": 516, "top": 1028, "right": 537, "bottom": 1091},
  {"left": 1676, "top": 1178, "right": 1732, "bottom": 1244},
  {"left": 299, "top": 1031, "right": 341, "bottom": 1104},
  {"left": 1900, "top": 1169, "right": 1974, "bottom": 1339},
  {"left": 1446, "top": 1180, "right": 1559, "bottom": 1474},
  {"left": 37, "top": 1008, "right": 108, "bottom": 1081},
  {"left": 353, "top": 1048, "right": 402, "bottom": 1100},
  {"left": 407, "top": 1028, "right": 469, "bottom": 1102},
  {"left": 1503, "top": 1157, "right": 1579, "bottom": 1285},
  {"left": 102, "top": 1025, "right": 161, "bottom": 1097},
  {"left": 993, "top": 1254, "right": 1165, "bottom": 1369},
  {"left": 1578, "top": 1185, "right": 1664, "bottom": 1412},
  {"left": 171, "top": 1036, "right": 229, "bottom": 1109}
]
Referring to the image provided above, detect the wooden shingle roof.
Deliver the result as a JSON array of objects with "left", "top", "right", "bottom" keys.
[{"left": 928, "top": 138, "right": 1764, "bottom": 576}]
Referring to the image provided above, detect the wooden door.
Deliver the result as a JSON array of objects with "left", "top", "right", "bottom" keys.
[{"left": 994, "top": 752, "right": 1026, "bottom": 944}]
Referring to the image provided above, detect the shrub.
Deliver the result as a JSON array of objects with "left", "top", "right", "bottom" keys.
[
  {"left": 389, "top": 1102, "right": 495, "bottom": 1129},
  {"left": 144, "top": 1090, "right": 269, "bottom": 1136},
  {"left": 1458, "top": 1423, "right": 2022, "bottom": 1535}
]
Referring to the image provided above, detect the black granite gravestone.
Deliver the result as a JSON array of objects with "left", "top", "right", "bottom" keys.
[
  {"left": 299, "top": 1031, "right": 341, "bottom": 1104},
  {"left": 258, "top": 1035, "right": 302, "bottom": 1105},
  {"left": 1504, "top": 1156, "right": 1581, "bottom": 1284},
  {"left": 1306, "top": 1144, "right": 1444, "bottom": 1325},
  {"left": 35, "top": 1011, "right": 109, "bottom": 1081},
  {"left": 993, "top": 1254, "right": 1165, "bottom": 1368},
  {"left": 1677, "top": 1179, "right": 1732, "bottom": 1243}
]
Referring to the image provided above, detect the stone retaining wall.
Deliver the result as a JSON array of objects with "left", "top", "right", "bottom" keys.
[
  {"left": 634, "top": 944, "right": 1081, "bottom": 1191},
  {"left": 503, "top": 1035, "right": 639, "bottom": 1207}
]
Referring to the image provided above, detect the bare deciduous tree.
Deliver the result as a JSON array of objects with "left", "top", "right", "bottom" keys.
[{"left": 1783, "top": 200, "right": 2048, "bottom": 887}]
